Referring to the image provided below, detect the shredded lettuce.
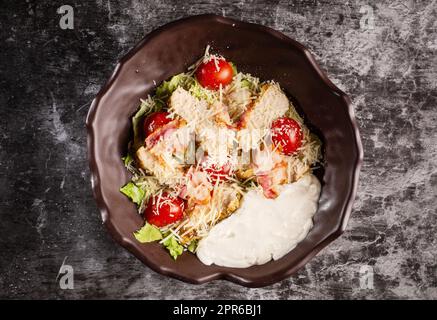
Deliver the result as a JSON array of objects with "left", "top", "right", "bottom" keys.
[
  {"left": 133, "top": 223, "right": 163, "bottom": 243},
  {"left": 120, "top": 182, "right": 145, "bottom": 206},
  {"left": 163, "top": 234, "right": 184, "bottom": 260}
]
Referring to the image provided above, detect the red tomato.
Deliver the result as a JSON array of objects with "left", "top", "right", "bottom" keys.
[
  {"left": 195, "top": 58, "right": 234, "bottom": 90},
  {"left": 143, "top": 112, "right": 172, "bottom": 137},
  {"left": 271, "top": 117, "right": 303, "bottom": 155},
  {"left": 144, "top": 193, "right": 185, "bottom": 227}
]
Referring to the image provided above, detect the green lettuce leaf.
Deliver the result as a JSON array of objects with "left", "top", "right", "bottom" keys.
[
  {"left": 188, "top": 80, "right": 218, "bottom": 103},
  {"left": 238, "top": 73, "right": 260, "bottom": 93},
  {"left": 241, "top": 79, "right": 251, "bottom": 88},
  {"left": 163, "top": 235, "right": 184, "bottom": 260},
  {"left": 131, "top": 176, "right": 161, "bottom": 205},
  {"left": 187, "top": 240, "right": 198, "bottom": 253},
  {"left": 155, "top": 73, "right": 194, "bottom": 101},
  {"left": 133, "top": 223, "right": 163, "bottom": 243},
  {"left": 122, "top": 153, "right": 133, "bottom": 167},
  {"left": 120, "top": 182, "right": 145, "bottom": 206}
]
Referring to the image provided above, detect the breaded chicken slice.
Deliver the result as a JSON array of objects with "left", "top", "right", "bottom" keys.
[
  {"left": 238, "top": 83, "right": 289, "bottom": 130},
  {"left": 169, "top": 87, "right": 209, "bottom": 124}
]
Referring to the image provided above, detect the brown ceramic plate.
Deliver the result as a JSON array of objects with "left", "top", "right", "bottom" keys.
[{"left": 86, "top": 14, "right": 363, "bottom": 287}]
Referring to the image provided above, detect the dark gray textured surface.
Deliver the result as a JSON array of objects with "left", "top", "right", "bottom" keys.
[{"left": 0, "top": 0, "right": 436, "bottom": 299}]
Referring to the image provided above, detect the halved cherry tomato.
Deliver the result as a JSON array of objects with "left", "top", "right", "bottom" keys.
[
  {"left": 144, "top": 192, "right": 185, "bottom": 227},
  {"left": 271, "top": 117, "right": 303, "bottom": 155},
  {"left": 196, "top": 58, "right": 234, "bottom": 90},
  {"left": 143, "top": 111, "right": 172, "bottom": 137}
]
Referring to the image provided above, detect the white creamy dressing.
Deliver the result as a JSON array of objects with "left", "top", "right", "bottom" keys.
[{"left": 196, "top": 174, "right": 321, "bottom": 268}]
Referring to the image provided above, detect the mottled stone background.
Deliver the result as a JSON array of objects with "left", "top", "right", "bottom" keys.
[{"left": 0, "top": 0, "right": 436, "bottom": 299}]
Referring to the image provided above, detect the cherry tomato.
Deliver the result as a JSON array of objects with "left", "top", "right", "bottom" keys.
[
  {"left": 196, "top": 58, "right": 234, "bottom": 90},
  {"left": 144, "top": 193, "right": 185, "bottom": 227},
  {"left": 271, "top": 117, "right": 303, "bottom": 155},
  {"left": 143, "top": 112, "right": 172, "bottom": 137}
]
